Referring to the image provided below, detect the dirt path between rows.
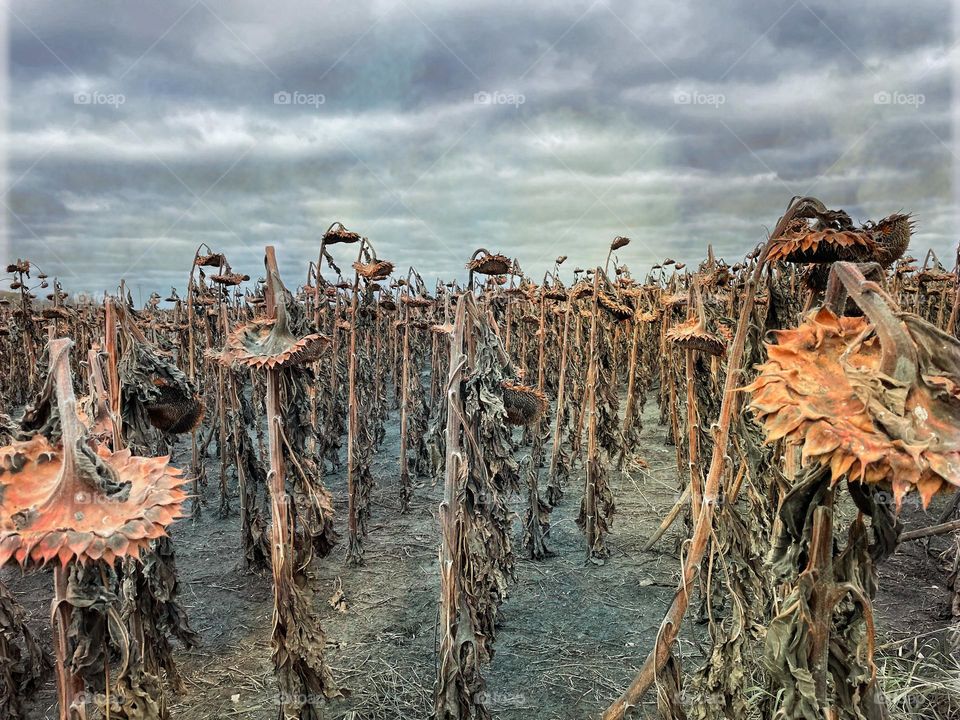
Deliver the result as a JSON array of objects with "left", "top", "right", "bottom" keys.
[{"left": 8, "top": 400, "right": 954, "bottom": 719}]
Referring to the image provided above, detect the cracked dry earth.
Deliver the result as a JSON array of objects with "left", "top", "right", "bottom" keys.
[{"left": 6, "top": 400, "right": 954, "bottom": 720}]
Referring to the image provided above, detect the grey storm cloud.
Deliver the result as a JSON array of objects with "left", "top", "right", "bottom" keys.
[{"left": 2, "top": 0, "right": 956, "bottom": 296}]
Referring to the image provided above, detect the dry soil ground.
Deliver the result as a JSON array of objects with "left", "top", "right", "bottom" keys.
[{"left": 6, "top": 399, "right": 957, "bottom": 720}]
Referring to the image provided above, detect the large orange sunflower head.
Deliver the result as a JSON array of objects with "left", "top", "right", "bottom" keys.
[
  {"left": 0, "top": 340, "right": 187, "bottom": 568},
  {"left": 745, "top": 294, "right": 960, "bottom": 508},
  {"left": 0, "top": 437, "right": 187, "bottom": 567}
]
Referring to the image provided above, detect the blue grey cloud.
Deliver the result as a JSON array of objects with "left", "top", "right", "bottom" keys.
[{"left": 4, "top": 0, "right": 956, "bottom": 295}]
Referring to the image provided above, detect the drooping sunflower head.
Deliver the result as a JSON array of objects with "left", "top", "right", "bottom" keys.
[{"left": 745, "top": 307, "right": 960, "bottom": 507}]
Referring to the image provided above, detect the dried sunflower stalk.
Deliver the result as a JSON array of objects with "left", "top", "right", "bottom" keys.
[
  {"left": 577, "top": 273, "right": 621, "bottom": 561},
  {"left": 219, "top": 248, "right": 341, "bottom": 717},
  {"left": 434, "top": 292, "right": 516, "bottom": 720}
]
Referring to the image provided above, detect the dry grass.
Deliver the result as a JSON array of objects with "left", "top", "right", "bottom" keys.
[{"left": 876, "top": 636, "right": 960, "bottom": 720}]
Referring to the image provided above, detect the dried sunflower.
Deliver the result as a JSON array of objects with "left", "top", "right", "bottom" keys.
[
  {"left": 401, "top": 295, "right": 433, "bottom": 308},
  {"left": 667, "top": 318, "right": 725, "bottom": 356},
  {"left": 220, "top": 280, "right": 329, "bottom": 369},
  {"left": 661, "top": 293, "right": 687, "bottom": 308},
  {"left": 597, "top": 292, "right": 633, "bottom": 321},
  {"left": 41, "top": 307, "right": 71, "bottom": 320},
  {"left": 745, "top": 280, "right": 960, "bottom": 507},
  {"left": 0, "top": 438, "right": 187, "bottom": 567},
  {"left": 917, "top": 268, "right": 954, "bottom": 285},
  {"left": 322, "top": 222, "right": 362, "bottom": 245},
  {"left": 353, "top": 260, "right": 394, "bottom": 281},
  {"left": 570, "top": 282, "right": 594, "bottom": 301},
  {"left": 768, "top": 214, "right": 913, "bottom": 266},
  {"left": 666, "top": 285, "right": 725, "bottom": 356},
  {"left": 195, "top": 252, "right": 226, "bottom": 267},
  {"left": 502, "top": 381, "right": 548, "bottom": 426},
  {"left": 210, "top": 272, "right": 249, "bottom": 286},
  {"left": 467, "top": 251, "right": 512, "bottom": 276},
  {"left": 0, "top": 342, "right": 187, "bottom": 568},
  {"left": 767, "top": 221, "right": 877, "bottom": 264},
  {"left": 144, "top": 379, "right": 204, "bottom": 434}
]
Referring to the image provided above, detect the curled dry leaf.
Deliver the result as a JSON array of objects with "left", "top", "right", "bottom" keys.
[
  {"left": 0, "top": 579, "right": 50, "bottom": 719},
  {"left": 328, "top": 578, "right": 348, "bottom": 614}
]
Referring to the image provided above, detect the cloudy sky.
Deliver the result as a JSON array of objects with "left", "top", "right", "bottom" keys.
[{"left": 2, "top": 0, "right": 957, "bottom": 297}]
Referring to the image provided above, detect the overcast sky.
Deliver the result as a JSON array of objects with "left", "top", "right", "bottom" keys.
[{"left": 2, "top": 0, "right": 957, "bottom": 297}]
